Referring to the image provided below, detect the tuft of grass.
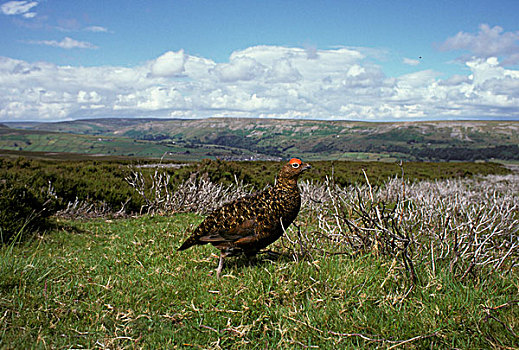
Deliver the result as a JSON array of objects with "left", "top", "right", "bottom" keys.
[{"left": 1, "top": 214, "right": 517, "bottom": 349}]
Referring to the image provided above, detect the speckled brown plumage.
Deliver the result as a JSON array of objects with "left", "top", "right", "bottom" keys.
[{"left": 178, "top": 158, "right": 311, "bottom": 277}]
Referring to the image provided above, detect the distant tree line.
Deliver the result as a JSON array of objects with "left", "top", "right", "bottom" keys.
[
  {"left": 346, "top": 144, "right": 519, "bottom": 161},
  {"left": 410, "top": 145, "right": 519, "bottom": 161}
]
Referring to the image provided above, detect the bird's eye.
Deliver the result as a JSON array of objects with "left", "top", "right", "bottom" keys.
[{"left": 291, "top": 163, "right": 300, "bottom": 168}]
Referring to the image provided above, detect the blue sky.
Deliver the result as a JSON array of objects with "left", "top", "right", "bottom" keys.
[{"left": 1, "top": 0, "right": 519, "bottom": 121}]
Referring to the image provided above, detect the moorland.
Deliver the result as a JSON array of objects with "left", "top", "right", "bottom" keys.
[{"left": 0, "top": 118, "right": 518, "bottom": 348}]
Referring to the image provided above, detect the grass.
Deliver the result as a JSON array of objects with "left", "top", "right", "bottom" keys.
[{"left": 1, "top": 214, "right": 517, "bottom": 349}]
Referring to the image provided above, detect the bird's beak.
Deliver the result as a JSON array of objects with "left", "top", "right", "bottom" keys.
[{"left": 301, "top": 163, "right": 311, "bottom": 172}]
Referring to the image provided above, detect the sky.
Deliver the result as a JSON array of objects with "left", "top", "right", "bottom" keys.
[{"left": 1, "top": 0, "right": 519, "bottom": 122}]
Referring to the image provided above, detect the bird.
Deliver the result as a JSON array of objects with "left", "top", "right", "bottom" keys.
[{"left": 177, "top": 158, "right": 311, "bottom": 277}]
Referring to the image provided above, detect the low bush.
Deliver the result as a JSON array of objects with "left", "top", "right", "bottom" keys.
[
  {"left": 0, "top": 178, "right": 55, "bottom": 243},
  {"left": 293, "top": 173, "right": 519, "bottom": 282}
]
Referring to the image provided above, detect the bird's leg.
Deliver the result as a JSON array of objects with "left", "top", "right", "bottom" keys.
[{"left": 216, "top": 253, "right": 225, "bottom": 278}]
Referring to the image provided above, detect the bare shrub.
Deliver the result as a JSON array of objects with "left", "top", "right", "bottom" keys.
[
  {"left": 295, "top": 173, "right": 519, "bottom": 282},
  {"left": 55, "top": 197, "right": 129, "bottom": 219},
  {"left": 125, "top": 168, "right": 253, "bottom": 215},
  {"left": 386, "top": 174, "right": 519, "bottom": 279}
]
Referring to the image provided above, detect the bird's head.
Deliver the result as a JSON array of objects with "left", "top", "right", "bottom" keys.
[{"left": 278, "top": 158, "right": 311, "bottom": 182}]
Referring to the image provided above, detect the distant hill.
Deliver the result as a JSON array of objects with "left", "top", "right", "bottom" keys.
[{"left": 2, "top": 118, "right": 519, "bottom": 161}]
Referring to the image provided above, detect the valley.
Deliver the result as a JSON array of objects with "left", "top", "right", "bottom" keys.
[{"left": 2, "top": 118, "right": 518, "bottom": 162}]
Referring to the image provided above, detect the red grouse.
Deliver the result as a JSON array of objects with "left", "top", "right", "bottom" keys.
[{"left": 178, "top": 158, "right": 311, "bottom": 277}]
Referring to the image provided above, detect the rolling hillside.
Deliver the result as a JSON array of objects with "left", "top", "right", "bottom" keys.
[
  {"left": 0, "top": 123, "right": 262, "bottom": 161},
  {"left": 3, "top": 118, "right": 519, "bottom": 161}
]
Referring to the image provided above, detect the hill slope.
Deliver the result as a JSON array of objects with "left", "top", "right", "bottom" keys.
[{"left": 3, "top": 118, "right": 519, "bottom": 161}]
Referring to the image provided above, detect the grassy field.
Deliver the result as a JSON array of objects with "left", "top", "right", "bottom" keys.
[
  {"left": 0, "top": 127, "right": 260, "bottom": 161},
  {"left": 2, "top": 210, "right": 518, "bottom": 349},
  {"left": 1, "top": 153, "right": 517, "bottom": 348}
]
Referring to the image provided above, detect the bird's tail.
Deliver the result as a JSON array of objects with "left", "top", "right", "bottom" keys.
[{"left": 177, "top": 236, "right": 197, "bottom": 251}]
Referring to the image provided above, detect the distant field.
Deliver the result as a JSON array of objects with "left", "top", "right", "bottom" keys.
[
  {"left": 0, "top": 127, "right": 261, "bottom": 161},
  {"left": 3, "top": 118, "right": 518, "bottom": 162}
]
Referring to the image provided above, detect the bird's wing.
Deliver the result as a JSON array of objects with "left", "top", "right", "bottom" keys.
[
  {"left": 198, "top": 218, "right": 257, "bottom": 244},
  {"left": 179, "top": 188, "right": 273, "bottom": 250}
]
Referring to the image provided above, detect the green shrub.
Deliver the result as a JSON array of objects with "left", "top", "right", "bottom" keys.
[
  {"left": 0, "top": 179, "right": 54, "bottom": 243},
  {"left": 0, "top": 157, "right": 145, "bottom": 215}
]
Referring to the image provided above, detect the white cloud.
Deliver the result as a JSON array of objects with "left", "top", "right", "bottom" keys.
[
  {"left": 403, "top": 57, "right": 420, "bottom": 66},
  {"left": 439, "top": 24, "right": 519, "bottom": 65},
  {"left": 149, "top": 50, "right": 186, "bottom": 77},
  {"left": 22, "top": 11, "right": 35, "bottom": 18},
  {"left": 266, "top": 59, "right": 302, "bottom": 83},
  {"left": 77, "top": 90, "right": 102, "bottom": 104},
  {"left": 84, "top": 26, "right": 109, "bottom": 33},
  {"left": 27, "top": 37, "right": 98, "bottom": 49},
  {"left": 213, "top": 57, "right": 266, "bottom": 82},
  {"left": 1, "top": 1, "right": 38, "bottom": 17},
  {"left": 0, "top": 45, "right": 518, "bottom": 121}
]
